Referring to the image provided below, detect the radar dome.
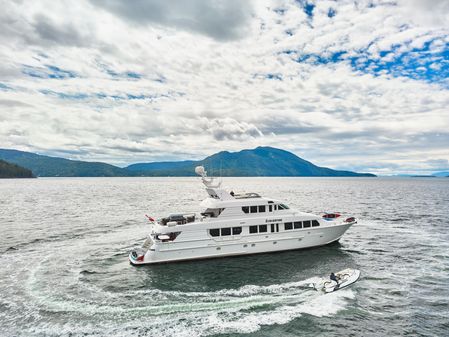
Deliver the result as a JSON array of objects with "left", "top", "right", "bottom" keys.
[{"left": 195, "top": 166, "right": 206, "bottom": 176}]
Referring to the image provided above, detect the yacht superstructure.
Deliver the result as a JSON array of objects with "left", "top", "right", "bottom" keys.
[{"left": 129, "top": 166, "right": 356, "bottom": 265}]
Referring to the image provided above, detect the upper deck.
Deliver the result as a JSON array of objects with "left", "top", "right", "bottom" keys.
[{"left": 155, "top": 166, "right": 313, "bottom": 226}]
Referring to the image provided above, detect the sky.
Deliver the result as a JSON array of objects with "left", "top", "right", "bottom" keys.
[{"left": 0, "top": 0, "right": 448, "bottom": 175}]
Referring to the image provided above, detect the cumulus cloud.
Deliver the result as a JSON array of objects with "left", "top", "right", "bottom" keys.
[
  {"left": 397, "top": 0, "right": 449, "bottom": 28},
  {"left": 201, "top": 118, "right": 263, "bottom": 140},
  {"left": 89, "top": 0, "right": 253, "bottom": 41},
  {"left": 32, "top": 14, "right": 92, "bottom": 47},
  {"left": 0, "top": 0, "right": 448, "bottom": 173}
]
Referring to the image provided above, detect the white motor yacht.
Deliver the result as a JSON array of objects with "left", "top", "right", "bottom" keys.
[{"left": 129, "top": 166, "right": 356, "bottom": 265}]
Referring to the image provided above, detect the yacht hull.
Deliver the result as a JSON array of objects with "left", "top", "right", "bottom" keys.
[{"left": 129, "top": 222, "right": 353, "bottom": 265}]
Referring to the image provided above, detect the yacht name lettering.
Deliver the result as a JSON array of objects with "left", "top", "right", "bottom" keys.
[{"left": 266, "top": 219, "right": 282, "bottom": 223}]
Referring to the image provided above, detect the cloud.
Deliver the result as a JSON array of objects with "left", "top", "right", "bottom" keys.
[
  {"left": 0, "top": 0, "right": 447, "bottom": 173},
  {"left": 201, "top": 118, "right": 263, "bottom": 140},
  {"left": 31, "top": 14, "right": 92, "bottom": 47},
  {"left": 397, "top": 0, "right": 449, "bottom": 29},
  {"left": 89, "top": 0, "right": 253, "bottom": 41},
  {"left": 0, "top": 99, "right": 32, "bottom": 107}
]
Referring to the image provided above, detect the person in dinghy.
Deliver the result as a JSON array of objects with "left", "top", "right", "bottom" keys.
[{"left": 330, "top": 272, "right": 340, "bottom": 289}]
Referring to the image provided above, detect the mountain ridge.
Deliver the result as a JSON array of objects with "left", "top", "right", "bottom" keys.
[
  {"left": 0, "top": 159, "right": 35, "bottom": 178},
  {"left": 0, "top": 147, "right": 376, "bottom": 177},
  {"left": 0, "top": 149, "right": 129, "bottom": 177},
  {"left": 128, "top": 146, "right": 375, "bottom": 177}
]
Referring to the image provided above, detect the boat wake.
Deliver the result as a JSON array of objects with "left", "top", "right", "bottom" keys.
[{"left": 0, "top": 229, "right": 355, "bottom": 337}]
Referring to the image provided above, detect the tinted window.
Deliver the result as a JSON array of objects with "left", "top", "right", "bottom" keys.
[
  {"left": 303, "top": 220, "right": 311, "bottom": 228},
  {"left": 221, "top": 227, "right": 231, "bottom": 236},
  {"left": 250, "top": 206, "right": 258, "bottom": 213},
  {"left": 276, "top": 223, "right": 279, "bottom": 232},
  {"left": 294, "top": 221, "right": 302, "bottom": 229},
  {"left": 312, "top": 220, "right": 320, "bottom": 227},
  {"left": 258, "top": 205, "right": 266, "bottom": 212},
  {"left": 271, "top": 223, "right": 275, "bottom": 232},
  {"left": 274, "top": 205, "right": 278, "bottom": 210},
  {"left": 210, "top": 228, "right": 219, "bottom": 237},
  {"left": 259, "top": 224, "right": 268, "bottom": 233},
  {"left": 280, "top": 203, "right": 290, "bottom": 209},
  {"left": 278, "top": 204, "right": 285, "bottom": 210},
  {"left": 269, "top": 205, "right": 272, "bottom": 212},
  {"left": 232, "top": 227, "right": 242, "bottom": 235},
  {"left": 249, "top": 225, "right": 258, "bottom": 234},
  {"left": 285, "top": 222, "right": 293, "bottom": 230},
  {"left": 242, "top": 206, "right": 249, "bottom": 214}
]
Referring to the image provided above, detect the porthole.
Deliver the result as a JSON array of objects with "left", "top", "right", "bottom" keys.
[
  {"left": 216, "top": 247, "right": 221, "bottom": 250},
  {"left": 243, "top": 244, "right": 248, "bottom": 248},
  {"left": 273, "top": 241, "right": 277, "bottom": 244},
  {"left": 251, "top": 243, "right": 256, "bottom": 247}
]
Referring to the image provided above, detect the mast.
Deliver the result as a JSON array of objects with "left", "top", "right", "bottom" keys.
[{"left": 195, "top": 166, "right": 234, "bottom": 200}]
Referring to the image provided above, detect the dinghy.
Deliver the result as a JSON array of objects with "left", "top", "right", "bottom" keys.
[{"left": 312, "top": 268, "right": 360, "bottom": 293}]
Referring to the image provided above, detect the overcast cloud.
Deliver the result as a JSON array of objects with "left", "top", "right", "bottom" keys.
[{"left": 0, "top": 0, "right": 448, "bottom": 174}]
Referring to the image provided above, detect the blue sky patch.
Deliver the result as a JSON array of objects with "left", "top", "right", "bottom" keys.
[
  {"left": 40, "top": 90, "right": 88, "bottom": 100},
  {"left": 45, "top": 65, "right": 77, "bottom": 79},
  {"left": 39, "top": 88, "right": 184, "bottom": 102},
  {"left": 126, "top": 72, "right": 141, "bottom": 79},
  {"left": 253, "top": 73, "right": 283, "bottom": 81},
  {"left": 22, "top": 65, "right": 77, "bottom": 79},
  {"left": 295, "top": 0, "right": 315, "bottom": 18},
  {"left": 0, "top": 83, "right": 13, "bottom": 91},
  {"left": 328, "top": 8, "right": 336, "bottom": 18},
  {"left": 100, "top": 64, "right": 142, "bottom": 80},
  {"left": 285, "top": 38, "right": 449, "bottom": 85}
]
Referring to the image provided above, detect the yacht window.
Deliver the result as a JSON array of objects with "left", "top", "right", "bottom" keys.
[
  {"left": 258, "top": 205, "right": 266, "bottom": 212},
  {"left": 242, "top": 206, "right": 249, "bottom": 214},
  {"left": 280, "top": 203, "right": 290, "bottom": 209},
  {"left": 303, "top": 220, "right": 311, "bottom": 228},
  {"left": 232, "top": 227, "right": 242, "bottom": 235},
  {"left": 274, "top": 205, "right": 278, "bottom": 211},
  {"left": 209, "top": 228, "right": 220, "bottom": 237},
  {"left": 294, "top": 221, "right": 302, "bottom": 229},
  {"left": 249, "top": 225, "right": 258, "bottom": 234},
  {"left": 285, "top": 222, "right": 293, "bottom": 230},
  {"left": 221, "top": 227, "right": 231, "bottom": 236},
  {"left": 271, "top": 223, "right": 275, "bottom": 232},
  {"left": 250, "top": 206, "right": 258, "bottom": 213},
  {"left": 276, "top": 223, "right": 279, "bottom": 232},
  {"left": 259, "top": 224, "right": 267, "bottom": 233},
  {"left": 312, "top": 220, "right": 320, "bottom": 227},
  {"left": 269, "top": 205, "right": 272, "bottom": 212}
]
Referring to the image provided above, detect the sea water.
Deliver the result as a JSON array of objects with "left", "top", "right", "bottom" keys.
[{"left": 0, "top": 177, "right": 448, "bottom": 336}]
